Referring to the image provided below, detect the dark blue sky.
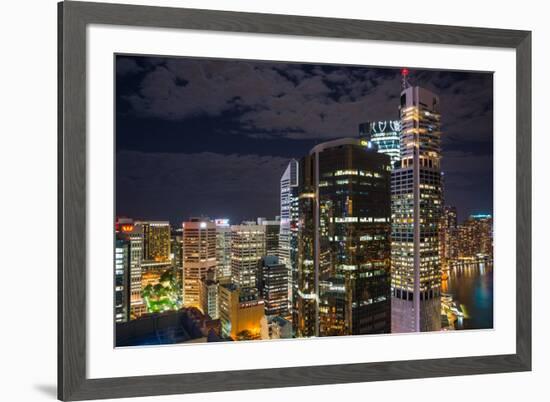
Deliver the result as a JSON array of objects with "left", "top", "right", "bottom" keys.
[{"left": 116, "top": 55, "right": 493, "bottom": 224}]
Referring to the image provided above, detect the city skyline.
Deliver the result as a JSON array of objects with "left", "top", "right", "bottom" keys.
[
  {"left": 116, "top": 56, "right": 493, "bottom": 224},
  {"left": 114, "top": 55, "right": 494, "bottom": 345}
]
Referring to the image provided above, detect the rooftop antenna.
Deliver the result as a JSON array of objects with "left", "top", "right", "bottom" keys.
[{"left": 401, "top": 68, "right": 411, "bottom": 90}]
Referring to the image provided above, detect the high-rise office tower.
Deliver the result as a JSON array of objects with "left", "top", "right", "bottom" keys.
[
  {"left": 257, "top": 256, "right": 289, "bottom": 318},
  {"left": 391, "top": 77, "right": 443, "bottom": 333},
  {"left": 279, "top": 159, "right": 300, "bottom": 321},
  {"left": 296, "top": 138, "right": 392, "bottom": 337},
  {"left": 230, "top": 223, "right": 266, "bottom": 290},
  {"left": 182, "top": 218, "right": 217, "bottom": 309},
  {"left": 136, "top": 221, "right": 171, "bottom": 262},
  {"left": 199, "top": 268, "right": 219, "bottom": 319},
  {"left": 278, "top": 159, "right": 299, "bottom": 318},
  {"left": 215, "top": 219, "right": 232, "bottom": 282},
  {"left": 359, "top": 120, "right": 401, "bottom": 166},
  {"left": 257, "top": 217, "right": 280, "bottom": 256},
  {"left": 457, "top": 214, "right": 493, "bottom": 260},
  {"left": 439, "top": 206, "right": 458, "bottom": 268},
  {"left": 115, "top": 218, "right": 145, "bottom": 319}
]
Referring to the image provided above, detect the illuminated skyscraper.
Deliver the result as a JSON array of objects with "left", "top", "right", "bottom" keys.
[
  {"left": 182, "top": 218, "right": 217, "bottom": 309},
  {"left": 136, "top": 221, "right": 171, "bottom": 262},
  {"left": 215, "top": 219, "right": 232, "bottom": 281},
  {"left": 296, "top": 138, "right": 393, "bottom": 337},
  {"left": 391, "top": 80, "right": 443, "bottom": 333},
  {"left": 116, "top": 218, "right": 145, "bottom": 319},
  {"left": 257, "top": 217, "right": 280, "bottom": 256},
  {"left": 230, "top": 223, "right": 266, "bottom": 290},
  {"left": 359, "top": 120, "right": 401, "bottom": 166},
  {"left": 439, "top": 206, "right": 458, "bottom": 268},
  {"left": 279, "top": 159, "right": 300, "bottom": 320},
  {"left": 257, "top": 256, "right": 289, "bottom": 318}
]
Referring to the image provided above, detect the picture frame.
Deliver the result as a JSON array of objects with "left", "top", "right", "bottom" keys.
[{"left": 58, "top": 1, "right": 532, "bottom": 400}]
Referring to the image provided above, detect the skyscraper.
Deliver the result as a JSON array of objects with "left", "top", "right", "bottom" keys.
[
  {"left": 257, "top": 256, "right": 289, "bottom": 318},
  {"left": 391, "top": 81, "right": 443, "bottom": 333},
  {"left": 296, "top": 138, "right": 393, "bottom": 337},
  {"left": 257, "top": 217, "right": 280, "bottom": 257},
  {"left": 230, "top": 223, "right": 266, "bottom": 290},
  {"left": 115, "top": 218, "right": 146, "bottom": 319},
  {"left": 182, "top": 218, "right": 217, "bottom": 309},
  {"left": 359, "top": 120, "right": 401, "bottom": 166},
  {"left": 215, "top": 219, "right": 232, "bottom": 281},
  {"left": 439, "top": 206, "right": 458, "bottom": 269},
  {"left": 279, "top": 159, "right": 300, "bottom": 321}
]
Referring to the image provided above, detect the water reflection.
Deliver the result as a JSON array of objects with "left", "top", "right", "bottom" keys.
[{"left": 442, "top": 261, "right": 493, "bottom": 330}]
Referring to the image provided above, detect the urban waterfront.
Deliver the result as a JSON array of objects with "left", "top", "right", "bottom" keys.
[
  {"left": 443, "top": 262, "right": 494, "bottom": 330},
  {"left": 115, "top": 55, "right": 494, "bottom": 345}
]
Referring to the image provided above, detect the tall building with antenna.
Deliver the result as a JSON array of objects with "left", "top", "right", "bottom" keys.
[{"left": 391, "top": 69, "right": 443, "bottom": 332}]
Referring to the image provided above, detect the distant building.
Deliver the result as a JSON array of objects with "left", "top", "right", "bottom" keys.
[
  {"left": 257, "top": 256, "right": 289, "bottom": 318},
  {"left": 136, "top": 221, "right": 171, "bottom": 262},
  {"left": 439, "top": 206, "right": 458, "bottom": 268},
  {"left": 391, "top": 83, "right": 443, "bottom": 333},
  {"left": 257, "top": 217, "right": 280, "bottom": 256},
  {"left": 215, "top": 219, "right": 232, "bottom": 281},
  {"left": 457, "top": 214, "right": 493, "bottom": 260},
  {"left": 115, "top": 237, "right": 130, "bottom": 323},
  {"left": 218, "top": 283, "right": 268, "bottom": 340},
  {"left": 279, "top": 159, "right": 300, "bottom": 323},
  {"left": 200, "top": 268, "right": 219, "bottom": 319},
  {"left": 359, "top": 120, "right": 401, "bottom": 166},
  {"left": 183, "top": 218, "right": 217, "bottom": 309},
  {"left": 116, "top": 218, "right": 146, "bottom": 319},
  {"left": 230, "top": 223, "right": 266, "bottom": 290}
]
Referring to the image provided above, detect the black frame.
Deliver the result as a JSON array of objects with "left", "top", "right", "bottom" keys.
[{"left": 58, "top": 1, "right": 532, "bottom": 400}]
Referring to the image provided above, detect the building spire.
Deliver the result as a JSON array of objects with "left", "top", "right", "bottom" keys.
[{"left": 401, "top": 68, "right": 411, "bottom": 91}]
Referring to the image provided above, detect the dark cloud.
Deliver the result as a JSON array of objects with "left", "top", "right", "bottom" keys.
[
  {"left": 116, "top": 55, "right": 493, "bottom": 222},
  {"left": 116, "top": 151, "right": 288, "bottom": 224}
]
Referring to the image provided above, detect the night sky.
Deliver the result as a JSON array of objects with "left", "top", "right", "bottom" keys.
[{"left": 116, "top": 55, "right": 493, "bottom": 225}]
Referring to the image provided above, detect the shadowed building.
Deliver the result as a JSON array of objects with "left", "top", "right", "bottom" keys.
[{"left": 295, "top": 138, "right": 392, "bottom": 337}]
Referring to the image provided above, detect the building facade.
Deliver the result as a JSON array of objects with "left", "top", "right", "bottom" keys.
[
  {"left": 199, "top": 268, "right": 219, "bottom": 319},
  {"left": 391, "top": 85, "right": 443, "bottom": 333},
  {"left": 215, "top": 219, "right": 232, "bottom": 281},
  {"left": 230, "top": 223, "right": 266, "bottom": 290},
  {"left": 218, "top": 283, "right": 267, "bottom": 340},
  {"left": 439, "top": 206, "right": 458, "bottom": 268},
  {"left": 457, "top": 214, "right": 493, "bottom": 260},
  {"left": 137, "top": 221, "right": 171, "bottom": 263},
  {"left": 359, "top": 120, "right": 401, "bottom": 166},
  {"left": 257, "top": 256, "right": 289, "bottom": 318},
  {"left": 257, "top": 217, "right": 280, "bottom": 257},
  {"left": 279, "top": 159, "right": 300, "bottom": 323},
  {"left": 116, "top": 218, "right": 146, "bottom": 319},
  {"left": 295, "top": 138, "right": 393, "bottom": 337},
  {"left": 182, "top": 218, "right": 217, "bottom": 309}
]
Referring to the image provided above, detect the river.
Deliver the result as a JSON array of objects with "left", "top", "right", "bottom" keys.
[{"left": 442, "top": 261, "right": 494, "bottom": 330}]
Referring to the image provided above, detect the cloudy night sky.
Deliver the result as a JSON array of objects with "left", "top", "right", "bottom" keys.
[{"left": 115, "top": 55, "right": 493, "bottom": 224}]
